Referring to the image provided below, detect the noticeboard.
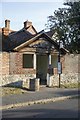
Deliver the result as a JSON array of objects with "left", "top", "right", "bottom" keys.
[{"left": 58, "top": 62, "right": 62, "bottom": 74}]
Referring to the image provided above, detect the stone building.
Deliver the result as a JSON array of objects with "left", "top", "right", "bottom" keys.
[{"left": 0, "top": 20, "right": 79, "bottom": 89}]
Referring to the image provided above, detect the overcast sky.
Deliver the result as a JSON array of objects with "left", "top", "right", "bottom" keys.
[{"left": 0, "top": 0, "right": 66, "bottom": 32}]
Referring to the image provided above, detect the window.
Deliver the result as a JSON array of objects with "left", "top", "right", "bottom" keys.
[{"left": 23, "top": 54, "right": 33, "bottom": 68}]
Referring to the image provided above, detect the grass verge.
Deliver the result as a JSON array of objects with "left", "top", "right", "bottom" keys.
[
  {"left": 60, "top": 83, "right": 80, "bottom": 88},
  {"left": 0, "top": 87, "right": 28, "bottom": 96}
]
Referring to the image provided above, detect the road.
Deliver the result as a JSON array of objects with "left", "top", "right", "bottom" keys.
[{"left": 2, "top": 98, "right": 79, "bottom": 118}]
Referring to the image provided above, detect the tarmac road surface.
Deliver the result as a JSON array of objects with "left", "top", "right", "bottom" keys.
[{"left": 2, "top": 98, "right": 79, "bottom": 118}]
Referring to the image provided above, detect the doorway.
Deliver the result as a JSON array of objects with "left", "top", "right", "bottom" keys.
[{"left": 36, "top": 54, "right": 48, "bottom": 85}]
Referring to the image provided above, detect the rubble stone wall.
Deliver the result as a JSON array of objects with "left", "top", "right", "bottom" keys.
[{"left": 49, "top": 54, "right": 79, "bottom": 87}]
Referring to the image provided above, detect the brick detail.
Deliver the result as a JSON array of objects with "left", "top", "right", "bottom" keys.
[
  {"left": 1, "top": 52, "right": 9, "bottom": 75},
  {"left": 2, "top": 28, "right": 10, "bottom": 36},
  {"left": 9, "top": 52, "right": 36, "bottom": 75}
]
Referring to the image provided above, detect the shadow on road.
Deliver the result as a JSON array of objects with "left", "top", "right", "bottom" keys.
[{"left": 2, "top": 108, "right": 79, "bottom": 118}]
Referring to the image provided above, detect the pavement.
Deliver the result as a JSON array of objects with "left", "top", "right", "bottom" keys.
[{"left": 0, "top": 87, "right": 79, "bottom": 110}]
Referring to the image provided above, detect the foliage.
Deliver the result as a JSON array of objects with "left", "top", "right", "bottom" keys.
[{"left": 46, "top": 1, "right": 80, "bottom": 53}]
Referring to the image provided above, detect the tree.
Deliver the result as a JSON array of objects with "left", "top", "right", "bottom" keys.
[{"left": 46, "top": 1, "right": 80, "bottom": 53}]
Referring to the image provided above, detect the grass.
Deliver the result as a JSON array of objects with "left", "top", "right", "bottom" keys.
[
  {"left": 0, "top": 83, "right": 80, "bottom": 96},
  {"left": 60, "top": 83, "right": 80, "bottom": 88},
  {"left": 0, "top": 86, "right": 28, "bottom": 96}
]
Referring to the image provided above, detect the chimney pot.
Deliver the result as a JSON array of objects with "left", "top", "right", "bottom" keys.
[{"left": 5, "top": 19, "right": 10, "bottom": 29}]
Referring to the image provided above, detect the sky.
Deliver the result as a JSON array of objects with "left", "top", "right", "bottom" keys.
[{"left": 0, "top": 0, "right": 66, "bottom": 32}]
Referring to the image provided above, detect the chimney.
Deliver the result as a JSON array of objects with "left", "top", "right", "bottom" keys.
[
  {"left": 2, "top": 19, "right": 10, "bottom": 36},
  {"left": 24, "top": 20, "right": 32, "bottom": 28},
  {"left": 5, "top": 19, "right": 10, "bottom": 29}
]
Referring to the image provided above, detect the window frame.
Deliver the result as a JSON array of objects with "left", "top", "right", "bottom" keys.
[{"left": 23, "top": 54, "right": 34, "bottom": 68}]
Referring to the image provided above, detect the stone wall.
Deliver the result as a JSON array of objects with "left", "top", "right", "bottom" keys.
[
  {"left": 0, "top": 52, "right": 79, "bottom": 88},
  {"left": 49, "top": 73, "right": 78, "bottom": 87},
  {"left": 49, "top": 54, "right": 79, "bottom": 87},
  {"left": 0, "top": 52, "right": 36, "bottom": 87},
  {"left": 0, "top": 53, "right": 2, "bottom": 85},
  {"left": 2, "top": 74, "right": 36, "bottom": 88},
  {"left": 0, "top": 53, "right": 2, "bottom": 75},
  {"left": 63, "top": 54, "right": 78, "bottom": 73}
]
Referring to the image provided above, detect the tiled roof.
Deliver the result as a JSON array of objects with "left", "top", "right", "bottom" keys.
[
  {"left": 13, "top": 30, "right": 69, "bottom": 54},
  {"left": 2, "top": 27, "right": 68, "bottom": 54},
  {"left": 5, "top": 28, "right": 35, "bottom": 51},
  {"left": 9, "top": 28, "right": 34, "bottom": 42}
]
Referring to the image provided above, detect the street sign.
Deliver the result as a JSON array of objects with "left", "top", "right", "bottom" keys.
[{"left": 58, "top": 62, "right": 62, "bottom": 74}]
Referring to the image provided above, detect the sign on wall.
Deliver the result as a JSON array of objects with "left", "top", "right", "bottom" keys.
[{"left": 58, "top": 62, "right": 62, "bottom": 74}]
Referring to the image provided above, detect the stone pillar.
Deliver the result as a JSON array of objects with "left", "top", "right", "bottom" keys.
[
  {"left": 30, "top": 78, "right": 40, "bottom": 91},
  {"left": 47, "top": 54, "right": 52, "bottom": 87},
  {"left": 22, "top": 79, "right": 30, "bottom": 89}
]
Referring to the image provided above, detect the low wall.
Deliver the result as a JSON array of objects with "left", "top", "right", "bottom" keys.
[
  {"left": 48, "top": 54, "right": 79, "bottom": 87},
  {"left": 0, "top": 53, "right": 79, "bottom": 88},
  {"left": 49, "top": 73, "right": 78, "bottom": 87},
  {"left": 0, "top": 74, "right": 36, "bottom": 88}
]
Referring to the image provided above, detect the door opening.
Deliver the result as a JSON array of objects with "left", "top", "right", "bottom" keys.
[{"left": 36, "top": 54, "right": 48, "bottom": 85}]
